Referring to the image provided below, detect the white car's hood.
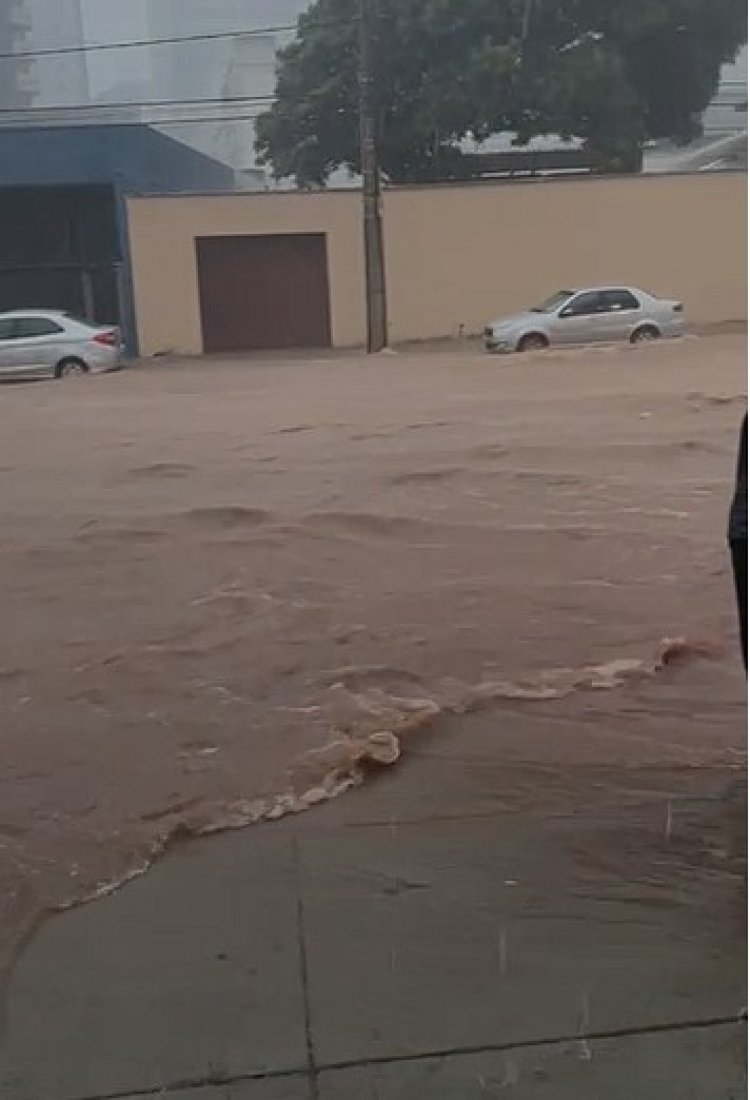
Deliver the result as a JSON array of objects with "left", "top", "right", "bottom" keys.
[{"left": 488, "top": 310, "right": 543, "bottom": 333}]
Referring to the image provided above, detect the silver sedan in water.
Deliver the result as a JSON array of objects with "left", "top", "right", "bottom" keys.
[
  {"left": 0, "top": 310, "right": 123, "bottom": 379},
  {"left": 484, "top": 286, "right": 685, "bottom": 354}
]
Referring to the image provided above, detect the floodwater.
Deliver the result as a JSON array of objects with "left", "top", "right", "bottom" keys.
[{"left": 0, "top": 337, "right": 745, "bottom": 976}]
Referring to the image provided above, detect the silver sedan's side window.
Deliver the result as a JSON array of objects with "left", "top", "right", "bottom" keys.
[
  {"left": 602, "top": 289, "right": 640, "bottom": 312},
  {"left": 0, "top": 319, "right": 17, "bottom": 341},
  {"left": 564, "top": 291, "right": 603, "bottom": 317}
]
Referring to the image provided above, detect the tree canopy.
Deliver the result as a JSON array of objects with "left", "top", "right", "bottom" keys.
[{"left": 255, "top": 0, "right": 747, "bottom": 185}]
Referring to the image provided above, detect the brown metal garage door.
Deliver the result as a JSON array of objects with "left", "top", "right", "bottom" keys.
[{"left": 196, "top": 233, "right": 332, "bottom": 353}]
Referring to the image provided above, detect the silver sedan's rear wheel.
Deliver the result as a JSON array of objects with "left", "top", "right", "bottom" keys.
[
  {"left": 630, "top": 325, "right": 660, "bottom": 345},
  {"left": 55, "top": 358, "right": 88, "bottom": 379}
]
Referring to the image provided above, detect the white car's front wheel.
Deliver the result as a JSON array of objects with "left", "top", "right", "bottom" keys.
[{"left": 517, "top": 333, "right": 549, "bottom": 353}]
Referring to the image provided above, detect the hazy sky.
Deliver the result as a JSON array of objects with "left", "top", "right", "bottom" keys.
[
  {"left": 80, "top": 0, "right": 308, "bottom": 96},
  {"left": 81, "top": 1, "right": 307, "bottom": 42},
  {"left": 81, "top": 0, "right": 150, "bottom": 91},
  {"left": 82, "top": 0, "right": 147, "bottom": 40}
]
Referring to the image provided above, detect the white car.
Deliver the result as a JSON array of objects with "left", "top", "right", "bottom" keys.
[
  {"left": 0, "top": 310, "right": 123, "bottom": 379},
  {"left": 484, "top": 286, "right": 685, "bottom": 353}
]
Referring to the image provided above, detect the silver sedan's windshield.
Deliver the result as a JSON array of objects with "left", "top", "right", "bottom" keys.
[{"left": 530, "top": 290, "right": 574, "bottom": 313}]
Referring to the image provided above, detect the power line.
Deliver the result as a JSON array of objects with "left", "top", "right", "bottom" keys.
[
  {"left": 0, "top": 94, "right": 276, "bottom": 116},
  {"left": 0, "top": 23, "right": 300, "bottom": 63},
  {"left": 110, "top": 112, "right": 268, "bottom": 126},
  {"left": 0, "top": 112, "right": 269, "bottom": 128},
  {"left": 0, "top": 17, "right": 356, "bottom": 64}
]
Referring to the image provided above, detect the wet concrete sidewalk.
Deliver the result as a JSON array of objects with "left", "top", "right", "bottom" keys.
[{"left": 0, "top": 707, "right": 745, "bottom": 1100}]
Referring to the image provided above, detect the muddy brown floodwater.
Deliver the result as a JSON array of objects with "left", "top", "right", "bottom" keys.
[{"left": 0, "top": 337, "right": 745, "bottom": 977}]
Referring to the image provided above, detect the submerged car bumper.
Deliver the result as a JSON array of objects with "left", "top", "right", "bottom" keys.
[
  {"left": 484, "top": 328, "right": 513, "bottom": 353},
  {"left": 86, "top": 345, "right": 123, "bottom": 374},
  {"left": 659, "top": 318, "right": 686, "bottom": 339}
]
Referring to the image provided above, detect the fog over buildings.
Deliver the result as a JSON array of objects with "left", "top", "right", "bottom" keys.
[{"left": 0, "top": 1, "right": 309, "bottom": 182}]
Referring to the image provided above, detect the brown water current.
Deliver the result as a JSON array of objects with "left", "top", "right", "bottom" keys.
[{"left": 0, "top": 337, "right": 745, "bottom": 977}]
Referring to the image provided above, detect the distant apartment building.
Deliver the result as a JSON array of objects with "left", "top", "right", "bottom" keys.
[
  {"left": 27, "top": 0, "right": 89, "bottom": 107},
  {"left": 0, "top": 0, "right": 89, "bottom": 116},
  {"left": 0, "top": 1, "right": 36, "bottom": 107},
  {"left": 145, "top": 0, "right": 308, "bottom": 180}
]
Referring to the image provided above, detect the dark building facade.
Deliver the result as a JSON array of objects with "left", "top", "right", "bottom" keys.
[
  {"left": 0, "top": 124, "right": 237, "bottom": 353},
  {"left": 0, "top": 185, "right": 121, "bottom": 332}
]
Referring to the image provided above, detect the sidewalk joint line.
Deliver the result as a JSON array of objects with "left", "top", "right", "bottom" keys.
[
  {"left": 320, "top": 1011, "right": 748, "bottom": 1076},
  {"left": 293, "top": 836, "right": 320, "bottom": 1100},
  {"left": 56, "top": 1010, "right": 745, "bottom": 1099}
]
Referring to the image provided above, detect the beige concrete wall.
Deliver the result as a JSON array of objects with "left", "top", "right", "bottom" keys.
[
  {"left": 383, "top": 173, "right": 747, "bottom": 342},
  {"left": 126, "top": 191, "right": 364, "bottom": 356},
  {"left": 127, "top": 173, "right": 746, "bottom": 355}
]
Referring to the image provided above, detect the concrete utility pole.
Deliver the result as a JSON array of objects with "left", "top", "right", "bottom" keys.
[
  {"left": 522, "top": 0, "right": 535, "bottom": 42},
  {"left": 358, "top": 0, "right": 388, "bottom": 352}
]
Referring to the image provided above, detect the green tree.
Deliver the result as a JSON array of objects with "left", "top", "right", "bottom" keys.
[{"left": 255, "top": 0, "right": 747, "bottom": 185}]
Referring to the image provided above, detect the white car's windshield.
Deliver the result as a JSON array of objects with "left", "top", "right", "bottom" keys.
[{"left": 530, "top": 290, "right": 574, "bottom": 313}]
